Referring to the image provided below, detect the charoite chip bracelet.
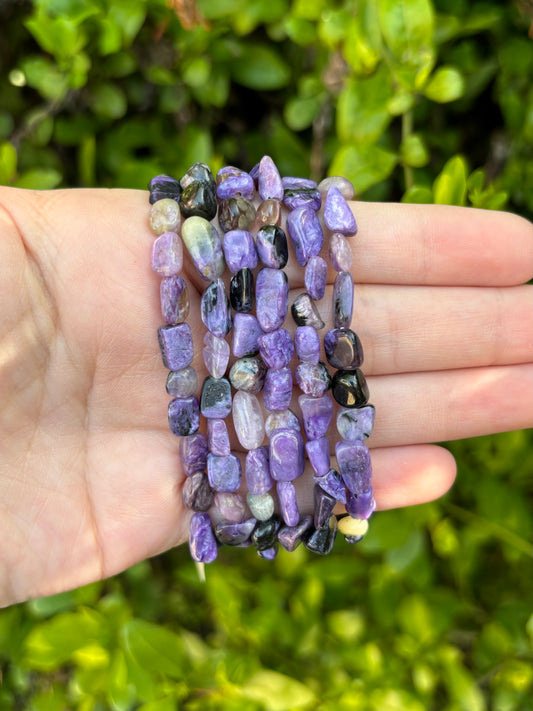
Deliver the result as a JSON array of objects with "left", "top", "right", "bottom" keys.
[{"left": 147, "top": 157, "right": 376, "bottom": 563}]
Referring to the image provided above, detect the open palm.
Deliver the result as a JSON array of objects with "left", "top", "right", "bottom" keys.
[{"left": 0, "top": 186, "right": 531, "bottom": 607}]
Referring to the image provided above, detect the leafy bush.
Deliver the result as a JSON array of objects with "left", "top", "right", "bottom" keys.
[{"left": 0, "top": 0, "right": 532, "bottom": 709}]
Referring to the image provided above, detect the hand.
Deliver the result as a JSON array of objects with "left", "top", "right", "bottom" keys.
[{"left": 0, "top": 187, "right": 531, "bottom": 607}]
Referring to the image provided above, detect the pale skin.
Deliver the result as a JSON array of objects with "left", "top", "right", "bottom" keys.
[{"left": 0, "top": 186, "right": 532, "bottom": 608}]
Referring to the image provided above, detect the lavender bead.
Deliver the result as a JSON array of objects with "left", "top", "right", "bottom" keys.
[
  {"left": 335, "top": 440, "right": 372, "bottom": 494},
  {"left": 282, "top": 176, "right": 317, "bottom": 190},
  {"left": 245, "top": 446, "right": 273, "bottom": 495},
  {"left": 168, "top": 396, "right": 200, "bottom": 436},
  {"left": 189, "top": 512, "right": 217, "bottom": 563},
  {"left": 337, "top": 405, "right": 375, "bottom": 441},
  {"left": 305, "top": 436, "right": 330, "bottom": 477},
  {"left": 345, "top": 488, "right": 376, "bottom": 520},
  {"left": 333, "top": 271, "right": 354, "bottom": 329},
  {"left": 295, "top": 361, "right": 332, "bottom": 397},
  {"left": 277, "top": 515, "right": 313, "bottom": 552},
  {"left": 182, "top": 472, "right": 214, "bottom": 512},
  {"left": 249, "top": 161, "right": 260, "bottom": 184},
  {"left": 314, "top": 485, "right": 337, "bottom": 529},
  {"left": 207, "top": 452, "right": 242, "bottom": 492},
  {"left": 200, "top": 376, "right": 232, "bottom": 419},
  {"left": 214, "top": 492, "right": 246, "bottom": 522},
  {"left": 305, "top": 256, "right": 328, "bottom": 301},
  {"left": 203, "top": 332, "right": 230, "bottom": 379},
  {"left": 256, "top": 268, "right": 289, "bottom": 332},
  {"left": 161, "top": 275, "right": 189, "bottom": 325},
  {"left": 323, "top": 186, "right": 357, "bottom": 235},
  {"left": 277, "top": 481, "right": 300, "bottom": 527},
  {"left": 151, "top": 232, "right": 183, "bottom": 276},
  {"left": 263, "top": 367, "right": 293, "bottom": 411},
  {"left": 201, "top": 279, "right": 232, "bottom": 338},
  {"left": 215, "top": 517, "right": 256, "bottom": 546},
  {"left": 223, "top": 230, "right": 258, "bottom": 273},
  {"left": 256, "top": 226, "right": 288, "bottom": 269},
  {"left": 291, "top": 293, "right": 325, "bottom": 330},
  {"left": 149, "top": 174, "right": 181, "bottom": 204},
  {"left": 158, "top": 323, "right": 193, "bottom": 370},
  {"left": 216, "top": 166, "right": 254, "bottom": 200},
  {"left": 181, "top": 216, "right": 225, "bottom": 282},
  {"left": 286, "top": 207, "right": 324, "bottom": 266},
  {"left": 298, "top": 393, "right": 333, "bottom": 440},
  {"left": 257, "top": 328, "right": 294, "bottom": 369},
  {"left": 229, "top": 356, "right": 267, "bottom": 394},
  {"left": 179, "top": 433, "right": 207, "bottom": 475},
  {"left": 294, "top": 326, "right": 320, "bottom": 364},
  {"left": 265, "top": 409, "right": 301, "bottom": 438},
  {"left": 258, "top": 155, "right": 283, "bottom": 200},
  {"left": 258, "top": 546, "right": 278, "bottom": 560},
  {"left": 166, "top": 366, "right": 197, "bottom": 398},
  {"left": 207, "top": 418, "right": 231, "bottom": 456},
  {"left": 232, "top": 313, "right": 263, "bottom": 357},
  {"left": 314, "top": 468, "right": 347, "bottom": 505},
  {"left": 318, "top": 176, "right": 355, "bottom": 201},
  {"left": 324, "top": 328, "right": 362, "bottom": 370},
  {"left": 329, "top": 232, "right": 352, "bottom": 273},
  {"left": 282, "top": 177, "right": 322, "bottom": 211},
  {"left": 232, "top": 390, "right": 265, "bottom": 450},
  {"left": 269, "top": 428, "right": 305, "bottom": 481}
]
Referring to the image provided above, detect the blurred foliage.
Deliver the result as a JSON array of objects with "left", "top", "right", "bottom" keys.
[{"left": 0, "top": 0, "right": 532, "bottom": 709}]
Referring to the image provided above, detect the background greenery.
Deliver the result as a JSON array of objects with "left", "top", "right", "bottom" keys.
[{"left": 0, "top": 0, "right": 532, "bottom": 709}]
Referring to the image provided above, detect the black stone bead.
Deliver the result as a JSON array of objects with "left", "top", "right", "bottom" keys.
[
  {"left": 324, "top": 328, "right": 364, "bottom": 370},
  {"left": 230, "top": 268, "right": 255, "bottom": 313},
  {"left": 302, "top": 515, "right": 338, "bottom": 555},
  {"left": 149, "top": 174, "right": 181, "bottom": 204},
  {"left": 200, "top": 376, "right": 232, "bottom": 419},
  {"left": 201, "top": 279, "right": 232, "bottom": 338},
  {"left": 229, "top": 356, "right": 267, "bottom": 394},
  {"left": 332, "top": 369, "right": 369, "bottom": 408},
  {"left": 252, "top": 514, "right": 282, "bottom": 551},
  {"left": 344, "top": 535, "right": 364, "bottom": 545},
  {"left": 180, "top": 162, "right": 216, "bottom": 191},
  {"left": 218, "top": 197, "right": 256, "bottom": 233},
  {"left": 313, "top": 484, "right": 337, "bottom": 529},
  {"left": 256, "top": 225, "right": 289, "bottom": 269},
  {"left": 291, "top": 293, "right": 325, "bottom": 329},
  {"left": 179, "top": 181, "right": 217, "bottom": 220}
]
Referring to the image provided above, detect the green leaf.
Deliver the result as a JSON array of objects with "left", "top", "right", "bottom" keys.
[
  {"left": 14, "top": 169, "right": 62, "bottom": 190},
  {"left": 20, "top": 57, "right": 68, "bottom": 101},
  {"left": 284, "top": 95, "right": 322, "bottom": 131},
  {"left": 330, "top": 144, "right": 397, "bottom": 194},
  {"left": 121, "top": 620, "right": 188, "bottom": 678},
  {"left": 25, "top": 12, "right": 86, "bottom": 59},
  {"left": 402, "top": 185, "right": 433, "bottom": 203},
  {"left": 337, "top": 68, "right": 393, "bottom": 144},
  {"left": 0, "top": 142, "right": 17, "bottom": 184},
  {"left": 387, "top": 90, "right": 415, "bottom": 116},
  {"left": 90, "top": 83, "right": 127, "bottom": 119},
  {"left": 400, "top": 133, "right": 429, "bottom": 167},
  {"left": 231, "top": 45, "right": 290, "bottom": 90},
  {"left": 108, "top": 0, "right": 146, "bottom": 46},
  {"left": 433, "top": 155, "right": 468, "bottom": 205},
  {"left": 424, "top": 66, "right": 465, "bottom": 103},
  {"left": 239, "top": 670, "right": 316, "bottom": 710}
]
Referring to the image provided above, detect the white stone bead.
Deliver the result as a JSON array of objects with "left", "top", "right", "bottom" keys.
[
  {"left": 337, "top": 517, "right": 369, "bottom": 537},
  {"left": 246, "top": 493, "right": 275, "bottom": 521},
  {"left": 232, "top": 390, "right": 265, "bottom": 450}
]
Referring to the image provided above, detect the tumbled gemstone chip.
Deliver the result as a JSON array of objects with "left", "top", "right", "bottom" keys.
[
  {"left": 215, "top": 517, "right": 256, "bottom": 546},
  {"left": 337, "top": 405, "right": 375, "bottom": 440},
  {"left": 181, "top": 216, "right": 225, "bottom": 282},
  {"left": 318, "top": 176, "right": 355, "bottom": 201},
  {"left": 149, "top": 198, "right": 181, "bottom": 235},
  {"left": 232, "top": 390, "right": 265, "bottom": 450},
  {"left": 230, "top": 268, "right": 254, "bottom": 313},
  {"left": 229, "top": 356, "right": 267, "bottom": 394},
  {"left": 277, "top": 481, "right": 300, "bottom": 526},
  {"left": 256, "top": 268, "right": 289, "bottom": 333},
  {"left": 151, "top": 232, "right": 183, "bottom": 276},
  {"left": 201, "top": 279, "right": 232, "bottom": 338},
  {"left": 232, "top": 313, "right": 263, "bottom": 357},
  {"left": 265, "top": 409, "right": 301, "bottom": 438},
  {"left": 252, "top": 514, "right": 282, "bottom": 550},
  {"left": 335, "top": 440, "right": 372, "bottom": 494},
  {"left": 149, "top": 174, "right": 181, "bottom": 204},
  {"left": 214, "top": 492, "right": 246, "bottom": 522},
  {"left": 269, "top": 428, "right": 305, "bottom": 481},
  {"left": 338, "top": 515, "right": 369, "bottom": 537},
  {"left": 305, "top": 436, "right": 330, "bottom": 477},
  {"left": 324, "top": 328, "right": 363, "bottom": 370},
  {"left": 179, "top": 180, "right": 217, "bottom": 221},
  {"left": 329, "top": 232, "right": 352, "bottom": 273},
  {"left": 291, "top": 293, "right": 325, "bottom": 330},
  {"left": 203, "top": 332, "right": 230, "bottom": 379},
  {"left": 207, "top": 452, "right": 242, "bottom": 492},
  {"left": 323, "top": 186, "right": 357, "bottom": 235},
  {"left": 180, "top": 162, "right": 216, "bottom": 191},
  {"left": 299, "top": 393, "right": 333, "bottom": 440},
  {"left": 247, "top": 493, "right": 275, "bottom": 521},
  {"left": 314, "top": 485, "right": 337, "bottom": 529},
  {"left": 223, "top": 230, "right": 257, "bottom": 273},
  {"left": 258, "top": 546, "right": 278, "bottom": 560},
  {"left": 256, "top": 225, "right": 288, "bottom": 269},
  {"left": 218, "top": 197, "right": 256, "bottom": 233},
  {"left": 332, "top": 369, "right": 369, "bottom": 408},
  {"left": 189, "top": 512, "right": 217, "bottom": 563},
  {"left": 258, "top": 155, "right": 283, "bottom": 200},
  {"left": 277, "top": 515, "right": 313, "bottom": 552},
  {"left": 286, "top": 206, "right": 324, "bottom": 266},
  {"left": 263, "top": 367, "right": 293, "bottom": 412},
  {"left": 216, "top": 166, "right": 254, "bottom": 200},
  {"left": 158, "top": 323, "right": 193, "bottom": 370},
  {"left": 207, "top": 418, "right": 231, "bottom": 456},
  {"left": 333, "top": 271, "right": 354, "bottom": 329},
  {"left": 168, "top": 396, "right": 200, "bottom": 436},
  {"left": 257, "top": 328, "right": 294, "bottom": 369},
  {"left": 295, "top": 361, "right": 332, "bottom": 398},
  {"left": 166, "top": 366, "right": 198, "bottom": 398},
  {"left": 294, "top": 326, "right": 320, "bottom": 364},
  {"left": 345, "top": 489, "right": 376, "bottom": 519},
  {"left": 304, "top": 256, "right": 328, "bottom": 301},
  {"left": 200, "top": 376, "right": 232, "bottom": 419},
  {"left": 179, "top": 433, "right": 207, "bottom": 475},
  {"left": 313, "top": 468, "right": 346, "bottom": 505},
  {"left": 161, "top": 275, "right": 189, "bottom": 325},
  {"left": 245, "top": 446, "right": 273, "bottom": 495},
  {"left": 252, "top": 199, "right": 281, "bottom": 233},
  {"left": 182, "top": 472, "right": 214, "bottom": 512},
  {"left": 282, "top": 178, "right": 321, "bottom": 211},
  {"left": 302, "top": 515, "right": 337, "bottom": 555}
]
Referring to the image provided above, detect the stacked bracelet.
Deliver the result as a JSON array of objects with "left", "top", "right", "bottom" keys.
[{"left": 147, "top": 157, "right": 375, "bottom": 564}]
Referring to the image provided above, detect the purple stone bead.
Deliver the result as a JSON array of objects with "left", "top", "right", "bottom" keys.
[
  {"left": 179, "top": 433, "right": 207, "bottom": 475},
  {"left": 249, "top": 162, "right": 260, "bottom": 185},
  {"left": 295, "top": 361, "right": 332, "bottom": 397},
  {"left": 207, "top": 418, "right": 231, "bottom": 456},
  {"left": 168, "top": 396, "right": 200, "bottom": 436},
  {"left": 323, "top": 186, "right": 357, "bottom": 235},
  {"left": 182, "top": 472, "right": 214, "bottom": 512},
  {"left": 286, "top": 207, "right": 324, "bottom": 266},
  {"left": 222, "top": 230, "right": 258, "bottom": 274},
  {"left": 282, "top": 176, "right": 317, "bottom": 190},
  {"left": 160, "top": 275, "right": 189, "bottom": 325},
  {"left": 258, "top": 155, "right": 284, "bottom": 200},
  {"left": 305, "top": 436, "right": 330, "bottom": 477},
  {"left": 149, "top": 174, "right": 181, "bottom": 204},
  {"left": 258, "top": 546, "right": 278, "bottom": 560},
  {"left": 214, "top": 492, "right": 246, "bottom": 522},
  {"left": 158, "top": 323, "right": 193, "bottom": 370},
  {"left": 256, "top": 268, "right": 289, "bottom": 332},
  {"left": 166, "top": 366, "right": 198, "bottom": 398},
  {"left": 314, "top": 484, "right": 337, "bottom": 529},
  {"left": 215, "top": 517, "right": 256, "bottom": 546},
  {"left": 333, "top": 271, "right": 354, "bottom": 329},
  {"left": 216, "top": 166, "right": 254, "bottom": 200},
  {"left": 282, "top": 177, "right": 322, "bottom": 211},
  {"left": 291, "top": 293, "right": 325, "bottom": 330},
  {"left": 294, "top": 326, "right": 320, "bottom": 364},
  {"left": 151, "top": 232, "right": 183, "bottom": 276},
  {"left": 335, "top": 440, "right": 372, "bottom": 495},
  {"left": 269, "top": 428, "right": 305, "bottom": 481},
  {"left": 324, "top": 328, "right": 363, "bottom": 370},
  {"left": 263, "top": 367, "right": 293, "bottom": 411},
  {"left": 314, "top": 468, "right": 347, "bottom": 505},
  {"left": 277, "top": 481, "right": 300, "bottom": 526},
  {"left": 256, "top": 226, "right": 288, "bottom": 270},
  {"left": 189, "top": 512, "right": 217, "bottom": 563},
  {"left": 201, "top": 278, "right": 232, "bottom": 338},
  {"left": 318, "top": 176, "right": 355, "bottom": 201},
  {"left": 232, "top": 313, "right": 263, "bottom": 357},
  {"left": 277, "top": 514, "right": 313, "bottom": 552},
  {"left": 298, "top": 394, "right": 333, "bottom": 440},
  {"left": 329, "top": 233, "right": 352, "bottom": 273},
  {"left": 345, "top": 488, "right": 376, "bottom": 519},
  {"left": 265, "top": 409, "right": 301, "bottom": 438},
  {"left": 304, "top": 256, "right": 328, "bottom": 301},
  {"left": 207, "top": 452, "right": 242, "bottom": 492},
  {"left": 257, "top": 328, "right": 294, "bottom": 369},
  {"left": 245, "top": 446, "right": 273, "bottom": 495},
  {"left": 203, "top": 332, "right": 230, "bottom": 379},
  {"left": 337, "top": 405, "right": 375, "bottom": 441},
  {"left": 200, "top": 376, "right": 232, "bottom": 419}
]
